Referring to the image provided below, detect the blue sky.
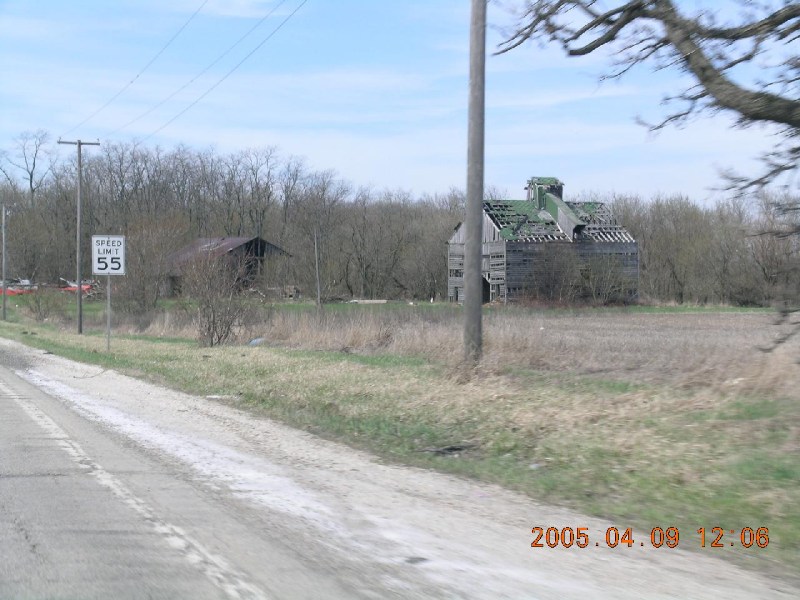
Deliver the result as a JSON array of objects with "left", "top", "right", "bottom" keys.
[{"left": 0, "top": 0, "right": 782, "bottom": 201}]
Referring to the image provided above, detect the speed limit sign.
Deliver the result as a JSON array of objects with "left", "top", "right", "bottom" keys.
[{"left": 92, "top": 235, "right": 126, "bottom": 275}]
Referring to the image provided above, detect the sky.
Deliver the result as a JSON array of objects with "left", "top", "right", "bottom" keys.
[{"left": 0, "top": 0, "right": 785, "bottom": 202}]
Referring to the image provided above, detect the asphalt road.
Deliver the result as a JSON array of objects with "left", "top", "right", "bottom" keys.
[{"left": 0, "top": 363, "right": 377, "bottom": 599}]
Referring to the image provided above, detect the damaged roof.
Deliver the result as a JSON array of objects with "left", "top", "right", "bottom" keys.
[
  {"left": 171, "top": 237, "right": 253, "bottom": 266},
  {"left": 169, "top": 236, "right": 287, "bottom": 273},
  {"left": 484, "top": 197, "right": 635, "bottom": 243},
  {"left": 484, "top": 200, "right": 567, "bottom": 242}
]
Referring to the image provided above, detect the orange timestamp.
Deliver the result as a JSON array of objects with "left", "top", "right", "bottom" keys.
[{"left": 530, "top": 526, "right": 769, "bottom": 549}]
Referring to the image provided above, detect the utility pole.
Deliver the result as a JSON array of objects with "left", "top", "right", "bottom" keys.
[
  {"left": 58, "top": 139, "right": 100, "bottom": 334},
  {"left": 464, "top": 0, "right": 486, "bottom": 365},
  {"left": 314, "top": 227, "right": 322, "bottom": 309},
  {"left": 2, "top": 203, "right": 6, "bottom": 321}
]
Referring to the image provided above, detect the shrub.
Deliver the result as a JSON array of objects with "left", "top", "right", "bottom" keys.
[
  {"left": 18, "top": 288, "right": 70, "bottom": 322},
  {"left": 180, "top": 253, "right": 249, "bottom": 347}
]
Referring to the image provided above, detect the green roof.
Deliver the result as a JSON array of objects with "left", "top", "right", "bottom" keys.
[
  {"left": 484, "top": 200, "right": 566, "bottom": 242},
  {"left": 527, "top": 176, "right": 563, "bottom": 186},
  {"left": 484, "top": 198, "right": 635, "bottom": 243}
]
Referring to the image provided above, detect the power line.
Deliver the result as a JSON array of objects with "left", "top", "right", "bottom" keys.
[
  {"left": 143, "top": 0, "right": 309, "bottom": 142},
  {"left": 61, "top": 0, "right": 209, "bottom": 137},
  {"left": 110, "top": 0, "right": 290, "bottom": 136}
]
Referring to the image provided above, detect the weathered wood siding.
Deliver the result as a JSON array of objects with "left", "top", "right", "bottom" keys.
[
  {"left": 448, "top": 217, "right": 507, "bottom": 302},
  {"left": 505, "top": 241, "right": 639, "bottom": 301},
  {"left": 447, "top": 241, "right": 465, "bottom": 302},
  {"left": 448, "top": 213, "right": 504, "bottom": 245},
  {"left": 447, "top": 205, "right": 639, "bottom": 303},
  {"left": 448, "top": 238, "right": 508, "bottom": 303}
]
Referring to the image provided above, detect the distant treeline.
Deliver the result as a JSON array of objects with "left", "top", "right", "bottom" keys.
[
  {"left": 611, "top": 193, "right": 799, "bottom": 306},
  {"left": 1, "top": 131, "right": 797, "bottom": 311}
]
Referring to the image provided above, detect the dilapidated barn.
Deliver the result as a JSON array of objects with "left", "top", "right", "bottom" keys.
[
  {"left": 448, "top": 177, "right": 638, "bottom": 303},
  {"left": 167, "top": 236, "right": 287, "bottom": 295}
]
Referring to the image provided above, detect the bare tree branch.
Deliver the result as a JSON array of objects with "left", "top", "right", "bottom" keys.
[{"left": 497, "top": 0, "right": 800, "bottom": 192}]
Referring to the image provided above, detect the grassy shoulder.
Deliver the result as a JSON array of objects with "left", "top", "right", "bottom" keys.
[{"left": 0, "top": 311, "right": 796, "bottom": 579}]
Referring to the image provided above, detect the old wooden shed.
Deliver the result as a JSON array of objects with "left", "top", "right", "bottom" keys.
[
  {"left": 167, "top": 236, "right": 287, "bottom": 295},
  {"left": 448, "top": 177, "right": 638, "bottom": 303}
]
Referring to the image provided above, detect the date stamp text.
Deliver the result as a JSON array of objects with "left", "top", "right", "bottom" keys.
[{"left": 530, "top": 526, "right": 769, "bottom": 549}]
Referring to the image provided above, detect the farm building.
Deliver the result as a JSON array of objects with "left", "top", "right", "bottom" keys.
[
  {"left": 448, "top": 177, "right": 638, "bottom": 304},
  {"left": 167, "top": 236, "right": 287, "bottom": 295}
]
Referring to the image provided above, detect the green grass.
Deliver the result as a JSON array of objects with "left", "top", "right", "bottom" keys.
[
  {"left": 718, "top": 398, "right": 783, "bottom": 421},
  {"left": 733, "top": 453, "right": 800, "bottom": 482},
  {"left": 501, "top": 364, "right": 646, "bottom": 394},
  {"left": 283, "top": 348, "right": 432, "bottom": 369}
]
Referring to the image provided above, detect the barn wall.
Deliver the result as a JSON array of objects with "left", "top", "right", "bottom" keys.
[
  {"left": 449, "top": 213, "right": 503, "bottom": 245},
  {"left": 505, "top": 241, "right": 639, "bottom": 301},
  {"left": 448, "top": 240, "right": 508, "bottom": 303},
  {"left": 447, "top": 206, "right": 638, "bottom": 304},
  {"left": 447, "top": 242, "right": 464, "bottom": 302}
]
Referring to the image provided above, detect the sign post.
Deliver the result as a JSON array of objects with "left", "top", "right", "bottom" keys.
[{"left": 92, "top": 235, "right": 125, "bottom": 351}]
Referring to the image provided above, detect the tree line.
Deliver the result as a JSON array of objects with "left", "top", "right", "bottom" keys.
[
  {"left": 0, "top": 131, "right": 463, "bottom": 312},
  {"left": 1, "top": 130, "right": 798, "bottom": 312},
  {"left": 611, "top": 193, "right": 799, "bottom": 306}
]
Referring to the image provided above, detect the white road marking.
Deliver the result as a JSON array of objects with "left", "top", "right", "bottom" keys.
[
  {"left": 18, "top": 369, "right": 345, "bottom": 537},
  {"left": 0, "top": 379, "right": 269, "bottom": 600}
]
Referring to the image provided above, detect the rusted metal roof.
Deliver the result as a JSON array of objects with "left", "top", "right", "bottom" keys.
[
  {"left": 170, "top": 237, "right": 251, "bottom": 267},
  {"left": 169, "top": 236, "right": 287, "bottom": 274}
]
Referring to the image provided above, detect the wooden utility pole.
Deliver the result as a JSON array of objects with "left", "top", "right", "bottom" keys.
[
  {"left": 314, "top": 227, "right": 322, "bottom": 309},
  {"left": 58, "top": 139, "right": 100, "bottom": 334},
  {"left": 2, "top": 203, "right": 6, "bottom": 321},
  {"left": 464, "top": 0, "right": 486, "bottom": 364}
]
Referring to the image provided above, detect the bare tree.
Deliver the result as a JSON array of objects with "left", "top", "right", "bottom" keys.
[
  {"left": 751, "top": 210, "right": 788, "bottom": 290},
  {"left": 498, "top": 1, "right": 800, "bottom": 192},
  {"left": 343, "top": 188, "right": 415, "bottom": 299},
  {"left": 750, "top": 191, "right": 800, "bottom": 349},
  {"left": 288, "top": 169, "right": 351, "bottom": 300},
  {"left": 115, "top": 214, "right": 190, "bottom": 315},
  {"left": 278, "top": 156, "right": 306, "bottom": 229},
  {"left": 182, "top": 251, "right": 250, "bottom": 347},
  {"left": 242, "top": 147, "right": 278, "bottom": 240},
  {"left": 195, "top": 149, "right": 226, "bottom": 237},
  {"left": 0, "top": 130, "right": 53, "bottom": 201},
  {"left": 583, "top": 254, "right": 627, "bottom": 304},
  {"left": 413, "top": 193, "right": 464, "bottom": 301}
]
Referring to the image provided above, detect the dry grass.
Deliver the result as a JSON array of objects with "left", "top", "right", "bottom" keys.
[{"left": 137, "top": 303, "right": 798, "bottom": 394}]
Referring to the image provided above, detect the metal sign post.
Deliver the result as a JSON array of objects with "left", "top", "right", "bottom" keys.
[
  {"left": 106, "top": 274, "right": 111, "bottom": 352},
  {"left": 92, "top": 235, "right": 125, "bottom": 351}
]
